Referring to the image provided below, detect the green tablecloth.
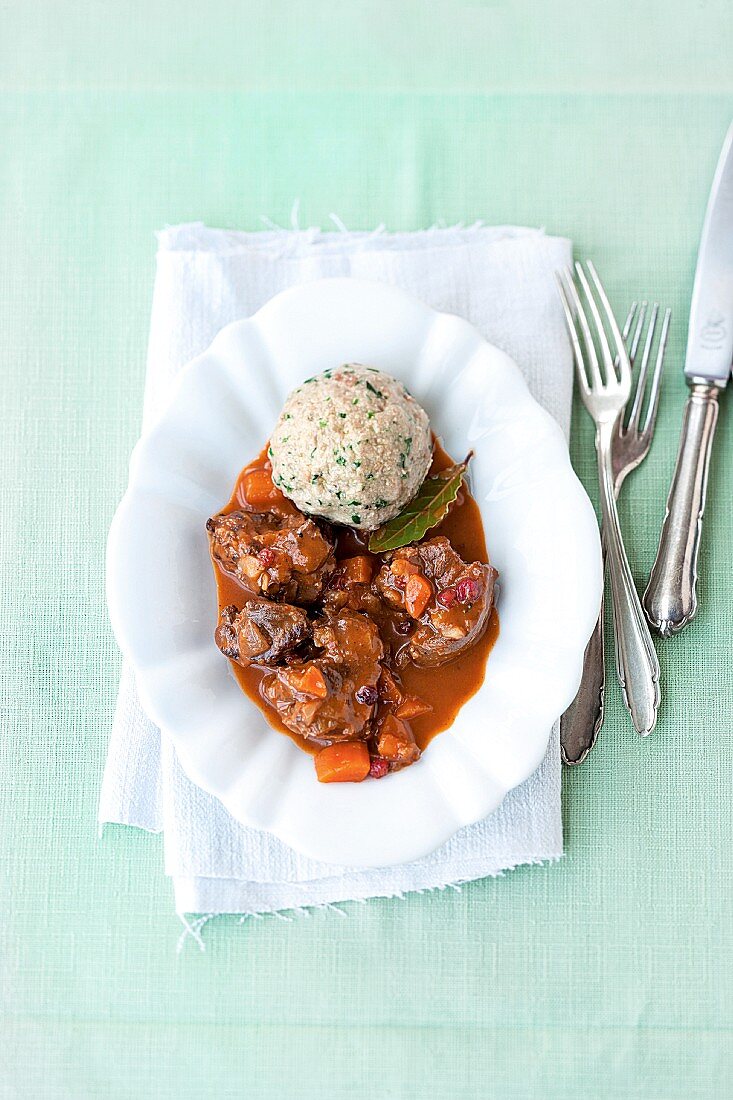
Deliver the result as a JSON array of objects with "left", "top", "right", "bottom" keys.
[{"left": 2, "top": 4, "right": 732, "bottom": 1097}]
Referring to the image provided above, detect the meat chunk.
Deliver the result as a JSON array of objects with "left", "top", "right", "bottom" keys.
[
  {"left": 322, "top": 554, "right": 414, "bottom": 642},
  {"left": 376, "top": 713, "right": 421, "bottom": 768},
  {"left": 215, "top": 600, "right": 310, "bottom": 667},
  {"left": 374, "top": 536, "right": 497, "bottom": 668},
  {"left": 261, "top": 610, "right": 384, "bottom": 744},
  {"left": 322, "top": 566, "right": 385, "bottom": 618},
  {"left": 207, "top": 509, "right": 335, "bottom": 604}
]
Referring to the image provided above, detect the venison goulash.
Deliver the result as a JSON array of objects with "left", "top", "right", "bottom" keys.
[{"left": 207, "top": 366, "right": 499, "bottom": 783}]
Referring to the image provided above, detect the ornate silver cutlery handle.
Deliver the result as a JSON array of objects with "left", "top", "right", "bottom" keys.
[
  {"left": 643, "top": 381, "right": 720, "bottom": 636},
  {"left": 560, "top": 594, "right": 605, "bottom": 765}
]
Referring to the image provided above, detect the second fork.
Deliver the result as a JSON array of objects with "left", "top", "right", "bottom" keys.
[
  {"left": 557, "top": 261, "right": 661, "bottom": 740},
  {"left": 561, "top": 302, "right": 671, "bottom": 763}
]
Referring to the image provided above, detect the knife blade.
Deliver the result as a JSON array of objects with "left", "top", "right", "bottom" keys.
[
  {"left": 685, "top": 122, "right": 733, "bottom": 385},
  {"left": 644, "top": 122, "right": 733, "bottom": 636}
]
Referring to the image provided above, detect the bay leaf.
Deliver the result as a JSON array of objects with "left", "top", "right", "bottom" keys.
[{"left": 368, "top": 455, "right": 472, "bottom": 553}]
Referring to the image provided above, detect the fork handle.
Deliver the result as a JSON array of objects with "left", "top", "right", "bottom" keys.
[
  {"left": 560, "top": 590, "right": 605, "bottom": 764},
  {"left": 597, "top": 426, "right": 661, "bottom": 736},
  {"left": 643, "top": 381, "right": 720, "bottom": 636}
]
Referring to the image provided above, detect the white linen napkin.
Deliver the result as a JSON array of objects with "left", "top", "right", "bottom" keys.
[{"left": 100, "top": 222, "right": 573, "bottom": 917}]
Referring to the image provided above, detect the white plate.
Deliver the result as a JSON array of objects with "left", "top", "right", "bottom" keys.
[{"left": 107, "top": 278, "right": 601, "bottom": 867}]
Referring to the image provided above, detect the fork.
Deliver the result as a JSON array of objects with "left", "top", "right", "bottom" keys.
[
  {"left": 556, "top": 261, "right": 661, "bottom": 738},
  {"left": 560, "top": 300, "right": 671, "bottom": 764}
]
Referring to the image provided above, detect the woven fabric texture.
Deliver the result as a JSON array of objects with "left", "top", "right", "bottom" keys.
[{"left": 1, "top": 3, "right": 732, "bottom": 1097}]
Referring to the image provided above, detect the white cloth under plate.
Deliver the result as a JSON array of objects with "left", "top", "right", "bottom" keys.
[{"left": 99, "top": 222, "right": 573, "bottom": 915}]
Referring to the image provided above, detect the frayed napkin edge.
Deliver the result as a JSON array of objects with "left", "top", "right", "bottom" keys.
[{"left": 175, "top": 854, "right": 563, "bottom": 953}]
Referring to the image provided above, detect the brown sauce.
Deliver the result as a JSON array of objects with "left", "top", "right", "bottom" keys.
[{"left": 212, "top": 439, "right": 499, "bottom": 757}]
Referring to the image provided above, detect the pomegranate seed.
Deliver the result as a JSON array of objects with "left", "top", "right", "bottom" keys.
[
  {"left": 355, "top": 685, "right": 378, "bottom": 706},
  {"left": 369, "top": 757, "right": 389, "bottom": 779},
  {"left": 437, "top": 586, "right": 457, "bottom": 608},
  {"left": 455, "top": 577, "right": 480, "bottom": 604},
  {"left": 258, "top": 547, "right": 276, "bottom": 567}
]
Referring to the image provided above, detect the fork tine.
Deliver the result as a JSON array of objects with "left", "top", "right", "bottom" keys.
[
  {"left": 628, "top": 302, "right": 648, "bottom": 367},
  {"left": 628, "top": 303, "right": 659, "bottom": 430},
  {"left": 642, "top": 306, "right": 671, "bottom": 435},
  {"left": 555, "top": 273, "right": 591, "bottom": 395},
  {"left": 622, "top": 302, "right": 638, "bottom": 342},
  {"left": 585, "top": 260, "right": 632, "bottom": 388},
  {"left": 615, "top": 303, "right": 639, "bottom": 377},
  {"left": 575, "top": 261, "right": 618, "bottom": 385},
  {"left": 562, "top": 266, "right": 604, "bottom": 390}
]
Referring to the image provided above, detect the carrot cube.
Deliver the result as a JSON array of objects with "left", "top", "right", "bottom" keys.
[
  {"left": 340, "top": 555, "right": 373, "bottom": 584},
  {"left": 395, "top": 695, "right": 432, "bottom": 721},
  {"left": 390, "top": 558, "right": 420, "bottom": 578},
  {"left": 243, "top": 469, "right": 280, "bottom": 508},
  {"left": 377, "top": 715, "right": 420, "bottom": 765},
  {"left": 377, "top": 733, "right": 403, "bottom": 761},
  {"left": 404, "top": 574, "right": 432, "bottom": 618},
  {"left": 315, "top": 742, "right": 371, "bottom": 783},
  {"left": 289, "top": 665, "right": 329, "bottom": 699}
]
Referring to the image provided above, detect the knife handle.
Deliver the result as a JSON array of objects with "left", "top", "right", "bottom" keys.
[{"left": 643, "top": 381, "right": 720, "bottom": 636}]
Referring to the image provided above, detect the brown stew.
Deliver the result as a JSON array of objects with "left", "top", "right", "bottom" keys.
[{"left": 208, "top": 440, "right": 499, "bottom": 781}]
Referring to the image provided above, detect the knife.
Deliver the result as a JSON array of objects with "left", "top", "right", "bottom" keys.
[{"left": 644, "top": 122, "right": 733, "bottom": 636}]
